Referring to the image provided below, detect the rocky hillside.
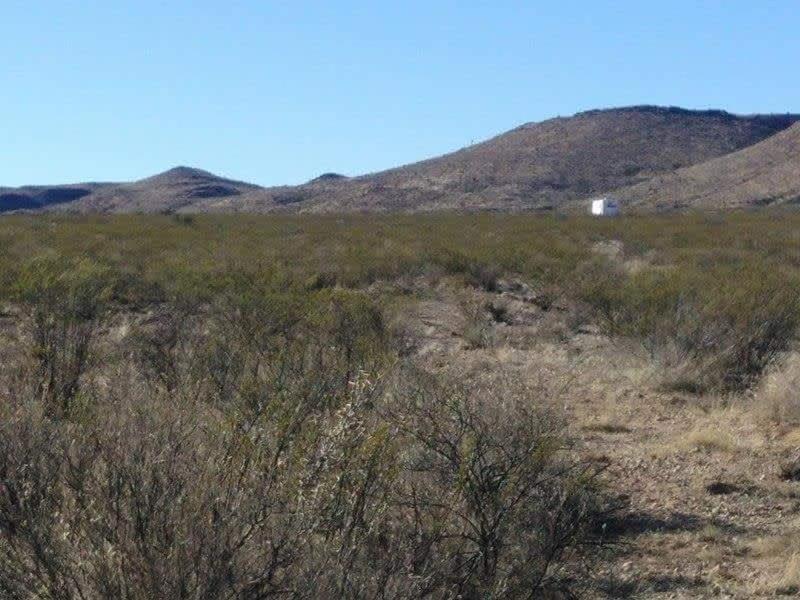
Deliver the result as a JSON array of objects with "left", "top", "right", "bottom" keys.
[{"left": 612, "top": 122, "right": 800, "bottom": 211}]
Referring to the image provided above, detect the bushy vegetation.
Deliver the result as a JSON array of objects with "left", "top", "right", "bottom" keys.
[
  {"left": 3, "top": 212, "right": 800, "bottom": 391},
  {"left": 0, "top": 247, "right": 614, "bottom": 599},
  {"left": 2, "top": 211, "right": 800, "bottom": 597}
]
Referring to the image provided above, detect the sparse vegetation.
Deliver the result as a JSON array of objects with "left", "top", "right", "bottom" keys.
[
  {"left": 3, "top": 211, "right": 799, "bottom": 393},
  {"left": 3, "top": 211, "right": 800, "bottom": 597}
]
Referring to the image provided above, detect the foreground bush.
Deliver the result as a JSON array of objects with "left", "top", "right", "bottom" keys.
[{"left": 0, "top": 281, "right": 613, "bottom": 598}]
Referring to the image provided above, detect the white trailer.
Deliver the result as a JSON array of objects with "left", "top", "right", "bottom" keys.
[{"left": 590, "top": 197, "right": 620, "bottom": 216}]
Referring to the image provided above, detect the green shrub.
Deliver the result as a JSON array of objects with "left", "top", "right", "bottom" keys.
[
  {"left": 13, "top": 256, "right": 112, "bottom": 417},
  {"left": 575, "top": 258, "right": 800, "bottom": 392}
]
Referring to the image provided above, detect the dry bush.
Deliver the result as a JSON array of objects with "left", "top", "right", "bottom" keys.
[
  {"left": 129, "top": 304, "right": 206, "bottom": 397},
  {"left": 383, "top": 365, "right": 616, "bottom": 598},
  {"left": 0, "top": 341, "right": 396, "bottom": 598},
  {"left": 459, "top": 296, "right": 496, "bottom": 350},
  {"left": 756, "top": 352, "right": 800, "bottom": 426},
  {"left": 0, "top": 312, "right": 614, "bottom": 600}
]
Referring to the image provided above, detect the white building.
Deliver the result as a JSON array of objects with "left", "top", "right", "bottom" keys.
[{"left": 590, "top": 197, "right": 620, "bottom": 216}]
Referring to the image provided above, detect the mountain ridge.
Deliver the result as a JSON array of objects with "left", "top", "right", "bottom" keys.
[{"left": 2, "top": 106, "right": 799, "bottom": 214}]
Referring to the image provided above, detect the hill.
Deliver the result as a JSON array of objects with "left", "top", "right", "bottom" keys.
[
  {"left": 2, "top": 106, "right": 799, "bottom": 214},
  {"left": 611, "top": 122, "right": 800, "bottom": 210},
  {"left": 197, "top": 106, "right": 800, "bottom": 213},
  {"left": 0, "top": 183, "right": 112, "bottom": 212},
  {"left": 0, "top": 167, "right": 260, "bottom": 214}
]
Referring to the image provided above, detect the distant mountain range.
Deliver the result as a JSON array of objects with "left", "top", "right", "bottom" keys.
[{"left": 3, "top": 106, "right": 800, "bottom": 214}]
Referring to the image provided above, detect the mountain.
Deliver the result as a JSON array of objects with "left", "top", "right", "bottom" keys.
[
  {"left": 611, "top": 122, "right": 800, "bottom": 210},
  {"left": 0, "top": 167, "right": 260, "bottom": 214},
  {"left": 196, "top": 106, "right": 800, "bottom": 213},
  {"left": 0, "top": 183, "right": 112, "bottom": 212},
  {"left": 2, "top": 106, "right": 799, "bottom": 214}
]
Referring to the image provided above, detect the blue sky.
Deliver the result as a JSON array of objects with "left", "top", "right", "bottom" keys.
[{"left": 2, "top": 1, "right": 798, "bottom": 186}]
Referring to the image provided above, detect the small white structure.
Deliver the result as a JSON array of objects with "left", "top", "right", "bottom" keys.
[{"left": 590, "top": 197, "right": 620, "bottom": 217}]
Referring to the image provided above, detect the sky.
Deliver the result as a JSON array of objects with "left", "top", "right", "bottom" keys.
[{"left": 2, "top": 1, "right": 799, "bottom": 187}]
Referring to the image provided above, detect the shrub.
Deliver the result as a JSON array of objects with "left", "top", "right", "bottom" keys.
[
  {"left": 428, "top": 247, "right": 501, "bottom": 292},
  {"left": 383, "top": 365, "right": 615, "bottom": 597},
  {"left": 129, "top": 305, "right": 205, "bottom": 396},
  {"left": 574, "top": 258, "right": 800, "bottom": 392},
  {"left": 13, "top": 256, "right": 112, "bottom": 418},
  {"left": 485, "top": 300, "right": 512, "bottom": 324},
  {"left": 460, "top": 298, "right": 495, "bottom": 349},
  {"left": 0, "top": 353, "right": 613, "bottom": 599}
]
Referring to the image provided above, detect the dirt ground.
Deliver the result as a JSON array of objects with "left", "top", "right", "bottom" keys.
[{"left": 398, "top": 278, "right": 800, "bottom": 598}]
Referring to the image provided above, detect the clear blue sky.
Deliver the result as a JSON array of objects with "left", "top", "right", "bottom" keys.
[{"left": 2, "top": 1, "right": 798, "bottom": 186}]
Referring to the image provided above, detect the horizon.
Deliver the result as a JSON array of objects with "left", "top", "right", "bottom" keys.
[{"left": 3, "top": 1, "right": 799, "bottom": 187}]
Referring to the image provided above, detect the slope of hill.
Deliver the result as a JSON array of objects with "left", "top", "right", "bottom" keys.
[
  {"left": 2, "top": 107, "right": 799, "bottom": 214},
  {"left": 611, "top": 122, "right": 800, "bottom": 211},
  {"left": 0, "top": 183, "right": 113, "bottom": 212},
  {"left": 0, "top": 167, "right": 260, "bottom": 214},
  {"left": 198, "top": 106, "right": 800, "bottom": 213}
]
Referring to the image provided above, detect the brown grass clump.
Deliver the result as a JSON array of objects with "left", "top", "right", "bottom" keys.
[
  {"left": 757, "top": 352, "right": 800, "bottom": 426},
  {"left": 776, "top": 554, "right": 800, "bottom": 595},
  {"left": 678, "top": 426, "right": 738, "bottom": 453}
]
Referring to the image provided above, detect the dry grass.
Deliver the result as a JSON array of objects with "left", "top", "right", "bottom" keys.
[
  {"left": 582, "top": 419, "right": 631, "bottom": 434},
  {"left": 779, "top": 427, "right": 800, "bottom": 447},
  {"left": 678, "top": 426, "right": 738, "bottom": 453},
  {"left": 776, "top": 554, "right": 800, "bottom": 594},
  {"left": 748, "top": 534, "right": 800, "bottom": 595},
  {"left": 582, "top": 399, "right": 632, "bottom": 434},
  {"left": 749, "top": 534, "right": 800, "bottom": 558},
  {"left": 757, "top": 352, "right": 800, "bottom": 426}
]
